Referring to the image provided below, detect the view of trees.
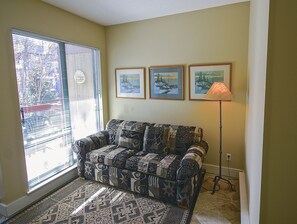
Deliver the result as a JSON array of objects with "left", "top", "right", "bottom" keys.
[
  {"left": 12, "top": 34, "right": 61, "bottom": 106},
  {"left": 11, "top": 32, "right": 99, "bottom": 188}
]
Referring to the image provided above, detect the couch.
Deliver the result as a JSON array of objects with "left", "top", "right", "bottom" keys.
[{"left": 72, "top": 119, "right": 208, "bottom": 208}]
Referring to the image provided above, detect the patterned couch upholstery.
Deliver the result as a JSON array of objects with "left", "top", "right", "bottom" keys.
[{"left": 72, "top": 119, "right": 208, "bottom": 208}]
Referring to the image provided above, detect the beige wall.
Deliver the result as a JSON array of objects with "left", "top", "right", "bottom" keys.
[
  {"left": 0, "top": 0, "right": 108, "bottom": 204},
  {"left": 106, "top": 3, "right": 250, "bottom": 170},
  {"left": 260, "top": 0, "right": 297, "bottom": 223}
]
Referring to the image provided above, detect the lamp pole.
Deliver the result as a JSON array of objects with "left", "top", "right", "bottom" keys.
[
  {"left": 211, "top": 99, "right": 235, "bottom": 194},
  {"left": 219, "top": 99, "right": 222, "bottom": 178}
]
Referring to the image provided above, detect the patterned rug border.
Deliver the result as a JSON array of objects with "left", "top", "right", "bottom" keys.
[
  {"left": 5, "top": 178, "right": 87, "bottom": 224},
  {"left": 6, "top": 171, "right": 205, "bottom": 224}
]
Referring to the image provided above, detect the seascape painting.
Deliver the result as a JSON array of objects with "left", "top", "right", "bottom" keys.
[
  {"left": 120, "top": 73, "right": 140, "bottom": 94},
  {"left": 149, "top": 65, "right": 184, "bottom": 100},
  {"left": 194, "top": 70, "right": 224, "bottom": 94},
  {"left": 189, "top": 63, "right": 231, "bottom": 100},
  {"left": 115, "top": 67, "right": 145, "bottom": 99},
  {"left": 153, "top": 72, "right": 178, "bottom": 95}
]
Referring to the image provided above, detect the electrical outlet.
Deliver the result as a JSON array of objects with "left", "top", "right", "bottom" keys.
[{"left": 226, "top": 153, "right": 232, "bottom": 161}]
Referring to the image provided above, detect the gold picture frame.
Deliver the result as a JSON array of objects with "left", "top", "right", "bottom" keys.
[
  {"left": 189, "top": 63, "right": 232, "bottom": 100},
  {"left": 115, "top": 67, "right": 146, "bottom": 99}
]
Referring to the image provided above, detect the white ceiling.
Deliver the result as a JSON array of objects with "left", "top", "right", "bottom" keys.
[{"left": 42, "top": 0, "right": 249, "bottom": 26}]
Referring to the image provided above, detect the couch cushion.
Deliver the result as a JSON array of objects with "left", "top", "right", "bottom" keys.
[
  {"left": 118, "top": 129, "right": 144, "bottom": 150},
  {"left": 86, "top": 145, "right": 137, "bottom": 169},
  {"left": 114, "top": 120, "right": 151, "bottom": 150},
  {"left": 106, "top": 119, "right": 124, "bottom": 145},
  {"left": 154, "top": 124, "right": 203, "bottom": 156},
  {"left": 143, "top": 126, "right": 169, "bottom": 154},
  {"left": 125, "top": 151, "right": 181, "bottom": 180}
]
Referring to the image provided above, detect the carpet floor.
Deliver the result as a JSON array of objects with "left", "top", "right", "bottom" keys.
[
  {"left": 1, "top": 172, "right": 239, "bottom": 224},
  {"left": 4, "top": 174, "right": 203, "bottom": 224}
]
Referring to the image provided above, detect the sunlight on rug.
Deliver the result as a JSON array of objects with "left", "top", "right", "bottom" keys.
[{"left": 6, "top": 178, "right": 195, "bottom": 224}]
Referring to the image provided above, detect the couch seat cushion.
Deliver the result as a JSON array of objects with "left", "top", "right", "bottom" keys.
[
  {"left": 86, "top": 145, "right": 137, "bottom": 169},
  {"left": 125, "top": 151, "right": 181, "bottom": 180}
]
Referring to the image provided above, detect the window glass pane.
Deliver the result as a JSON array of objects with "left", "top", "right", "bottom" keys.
[
  {"left": 12, "top": 33, "right": 75, "bottom": 188},
  {"left": 11, "top": 32, "right": 102, "bottom": 189},
  {"left": 65, "top": 44, "right": 99, "bottom": 140},
  {"left": 25, "top": 133, "right": 73, "bottom": 187}
]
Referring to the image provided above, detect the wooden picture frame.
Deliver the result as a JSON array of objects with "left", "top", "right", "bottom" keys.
[
  {"left": 189, "top": 63, "right": 232, "bottom": 100},
  {"left": 115, "top": 67, "right": 146, "bottom": 99},
  {"left": 149, "top": 65, "right": 184, "bottom": 100}
]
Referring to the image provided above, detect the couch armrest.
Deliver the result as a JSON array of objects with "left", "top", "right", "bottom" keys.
[
  {"left": 72, "top": 130, "right": 109, "bottom": 176},
  {"left": 176, "top": 140, "right": 208, "bottom": 180}
]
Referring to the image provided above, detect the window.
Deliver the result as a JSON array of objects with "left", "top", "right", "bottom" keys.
[{"left": 12, "top": 30, "right": 103, "bottom": 189}]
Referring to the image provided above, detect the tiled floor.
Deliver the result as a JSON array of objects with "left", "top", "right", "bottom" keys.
[{"left": 191, "top": 173, "right": 240, "bottom": 224}]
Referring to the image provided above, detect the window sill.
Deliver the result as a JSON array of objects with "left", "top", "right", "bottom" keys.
[{"left": 27, "top": 164, "right": 77, "bottom": 194}]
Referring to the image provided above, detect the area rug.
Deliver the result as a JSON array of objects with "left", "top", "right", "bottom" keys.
[{"left": 6, "top": 173, "right": 204, "bottom": 224}]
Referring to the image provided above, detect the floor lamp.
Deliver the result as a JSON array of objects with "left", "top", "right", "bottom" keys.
[{"left": 205, "top": 82, "right": 235, "bottom": 194}]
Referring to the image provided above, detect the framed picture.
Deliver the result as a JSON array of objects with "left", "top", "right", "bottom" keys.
[
  {"left": 149, "top": 65, "right": 184, "bottom": 100},
  {"left": 189, "top": 63, "right": 231, "bottom": 100},
  {"left": 115, "top": 67, "right": 146, "bottom": 99}
]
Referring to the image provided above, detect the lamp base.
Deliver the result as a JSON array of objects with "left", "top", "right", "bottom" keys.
[{"left": 211, "top": 175, "right": 236, "bottom": 194}]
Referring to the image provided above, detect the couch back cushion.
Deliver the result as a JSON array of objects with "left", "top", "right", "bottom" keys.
[
  {"left": 142, "top": 126, "right": 169, "bottom": 154},
  {"left": 118, "top": 129, "right": 144, "bottom": 150},
  {"left": 106, "top": 119, "right": 124, "bottom": 144},
  {"left": 107, "top": 119, "right": 203, "bottom": 155},
  {"left": 154, "top": 124, "right": 203, "bottom": 156},
  {"left": 115, "top": 120, "right": 151, "bottom": 150}
]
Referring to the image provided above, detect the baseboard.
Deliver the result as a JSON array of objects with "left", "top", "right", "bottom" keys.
[
  {"left": 239, "top": 171, "right": 250, "bottom": 224},
  {"left": 0, "top": 166, "right": 78, "bottom": 218},
  {"left": 202, "top": 163, "right": 242, "bottom": 178}
]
